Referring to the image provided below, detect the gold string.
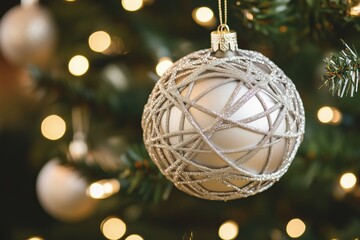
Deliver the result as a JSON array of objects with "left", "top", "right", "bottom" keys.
[
  {"left": 217, "top": 0, "right": 228, "bottom": 32},
  {"left": 71, "top": 105, "right": 89, "bottom": 137}
]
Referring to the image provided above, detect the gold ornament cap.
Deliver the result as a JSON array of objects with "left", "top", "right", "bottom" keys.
[{"left": 211, "top": 25, "right": 238, "bottom": 52}]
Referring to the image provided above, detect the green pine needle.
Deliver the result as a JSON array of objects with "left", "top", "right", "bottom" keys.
[
  {"left": 58, "top": 144, "right": 172, "bottom": 203},
  {"left": 322, "top": 40, "right": 360, "bottom": 97},
  {"left": 119, "top": 144, "right": 173, "bottom": 202}
]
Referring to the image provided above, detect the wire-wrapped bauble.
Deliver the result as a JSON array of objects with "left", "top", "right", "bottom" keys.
[{"left": 142, "top": 47, "right": 305, "bottom": 201}]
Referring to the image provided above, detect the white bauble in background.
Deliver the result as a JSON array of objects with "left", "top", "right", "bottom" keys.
[
  {"left": 0, "top": 3, "right": 56, "bottom": 66},
  {"left": 36, "top": 159, "right": 96, "bottom": 222}
]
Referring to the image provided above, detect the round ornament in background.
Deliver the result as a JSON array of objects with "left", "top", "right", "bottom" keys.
[
  {"left": 36, "top": 159, "right": 96, "bottom": 222},
  {"left": 142, "top": 30, "right": 305, "bottom": 201},
  {"left": 0, "top": 1, "right": 56, "bottom": 66}
]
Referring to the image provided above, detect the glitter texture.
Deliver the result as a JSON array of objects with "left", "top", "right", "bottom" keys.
[{"left": 142, "top": 49, "right": 305, "bottom": 201}]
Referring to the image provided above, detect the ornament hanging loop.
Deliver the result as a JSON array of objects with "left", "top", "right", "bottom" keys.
[
  {"left": 21, "top": 0, "right": 39, "bottom": 7},
  {"left": 217, "top": 24, "right": 230, "bottom": 33},
  {"left": 71, "top": 105, "right": 89, "bottom": 140},
  {"left": 68, "top": 105, "right": 90, "bottom": 161}
]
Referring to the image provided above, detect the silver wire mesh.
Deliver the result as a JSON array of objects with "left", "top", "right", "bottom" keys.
[{"left": 142, "top": 49, "right": 305, "bottom": 201}]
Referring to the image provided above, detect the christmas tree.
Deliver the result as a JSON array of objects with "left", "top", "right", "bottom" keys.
[{"left": 0, "top": 0, "right": 359, "bottom": 239}]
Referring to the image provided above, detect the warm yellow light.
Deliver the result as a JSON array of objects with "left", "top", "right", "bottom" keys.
[
  {"left": 218, "top": 220, "right": 239, "bottom": 240},
  {"left": 279, "top": 25, "right": 288, "bottom": 33},
  {"left": 88, "top": 182, "right": 105, "bottom": 199},
  {"left": 331, "top": 108, "right": 342, "bottom": 124},
  {"left": 125, "top": 234, "right": 144, "bottom": 240},
  {"left": 101, "top": 217, "right": 126, "bottom": 240},
  {"left": 317, "top": 106, "right": 342, "bottom": 124},
  {"left": 122, "top": 0, "right": 143, "bottom": 12},
  {"left": 340, "top": 172, "right": 357, "bottom": 190},
  {"left": 87, "top": 179, "right": 120, "bottom": 199},
  {"left": 156, "top": 57, "right": 173, "bottom": 77},
  {"left": 192, "top": 7, "right": 216, "bottom": 27},
  {"left": 195, "top": 7, "right": 214, "bottom": 23},
  {"left": 89, "top": 31, "right": 111, "bottom": 53},
  {"left": 68, "top": 55, "right": 89, "bottom": 76},
  {"left": 28, "top": 237, "right": 44, "bottom": 240},
  {"left": 286, "top": 218, "right": 306, "bottom": 238},
  {"left": 103, "top": 181, "right": 116, "bottom": 194},
  {"left": 317, "top": 106, "right": 333, "bottom": 123},
  {"left": 350, "top": 4, "right": 360, "bottom": 16},
  {"left": 245, "top": 11, "right": 254, "bottom": 21},
  {"left": 41, "top": 115, "right": 66, "bottom": 140},
  {"left": 65, "top": 0, "right": 75, "bottom": 2}
]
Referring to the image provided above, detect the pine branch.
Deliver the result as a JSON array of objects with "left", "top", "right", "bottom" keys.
[
  {"left": 233, "top": 0, "right": 360, "bottom": 43},
  {"left": 322, "top": 40, "right": 360, "bottom": 97},
  {"left": 233, "top": 0, "right": 295, "bottom": 36},
  {"left": 59, "top": 144, "right": 172, "bottom": 203},
  {"left": 120, "top": 145, "right": 173, "bottom": 202},
  {"left": 29, "top": 67, "right": 149, "bottom": 121}
]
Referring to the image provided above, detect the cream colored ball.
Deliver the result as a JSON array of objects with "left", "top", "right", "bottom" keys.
[
  {"left": 0, "top": 4, "right": 56, "bottom": 66},
  {"left": 36, "top": 159, "right": 96, "bottom": 222},
  {"left": 162, "top": 80, "right": 290, "bottom": 192},
  {"left": 142, "top": 49, "right": 305, "bottom": 201}
]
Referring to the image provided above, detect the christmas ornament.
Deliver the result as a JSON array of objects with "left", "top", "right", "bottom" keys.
[
  {"left": 69, "top": 106, "right": 89, "bottom": 160},
  {"left": 142, "top": 0, "right": 305, "bottom": 201},
  {"left": 0, "top": 0, "right": 56, "bottom": 66},
  {"left": 36, "top": 159, "right": 96, "bottom": 222}
]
